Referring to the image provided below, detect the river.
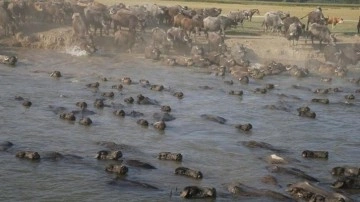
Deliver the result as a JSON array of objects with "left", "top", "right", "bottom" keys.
[{"left": 0, "top": 46, "right": 360, "bottom": 201}]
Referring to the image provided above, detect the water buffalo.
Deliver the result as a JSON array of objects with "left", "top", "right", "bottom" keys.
[
  {"left": 110, "top": 10, "right": 144, "bottom": 33},
  {"left": 144, "top": 4, "right": 166, "bottom": 25},
  {"left": 227, "top": 11, "right": 247, "bottom": 27},
  {"left": 175, "top": 167, "right": 203, "bottom": 179},
  {"left": 105, "top": 164, "right": 128, "bottom": 175},
  {"left": 286, "top": 22, "right": 303, "bottom": 46},
  {"left": 282, "top": 16, "right": 305, "bottom": 33},
  {"left": 72, "top": 12, "right": 88, "bottom": 37},
  {"left": 306, "top": 23, "right": 335, "bottom": 47},
  {"left": 114, "top": 29, "right": 142, "bottom": 53},
  {"left": 180, "top": 186, "right": 216, "bottom": 199},
  {"left": 144, "top": 45, "right": 161, "bottom": 60},
  {"left": 84, "top": 6, "right": 110, "bottom": 36},
  {"left": 263, "top": 11, "right": 283, "bottom": 32},
  {"left": 302, "top": 150, "right": 329, "bottom": 158},
  {"left": 202, "top": 7, "right": 222, "bottom": 17},
  {"left": 228, "top": 182, "right": 291, "bottom": 200},
  {"left": 173, "top": 13, "right": 189, "bottom": 27},
  {"left": 301, "top": 10, "right": 327, "bottom": 31},
  {"left": 95, "top": 150, "right": 122, "bottom": 160},
  {"left": 287, "top": 181, "right": 351, "bottom": 201},
  {"left": 16, "top": 151, "right": 40, "bottom": 160},
  {"left": 0, "top": 54, "right": 17, "bottom": 66},
  {"left": 203, "top": 16, "right": 237, "bottom": 37},
  {"left": 180, "top": 14, "right": 203, "bottom": 40},
  {"left": 242, "top": 9, "right": 260, "bottom": 21},
  {"left": 358, "top": 16, "right": 360, "bottom": 34},
  {"left": 207, "top": 31, "right": 226, "bottom": 52},
  {"left": 151, "top": 27, "right": 171, "bottom": 52},
  {"left": 166, "top": 27, "right": 192, "bottom": 50},
  {"left": 0, "top": 7, "right": 17, "bottom": 36},
  {"left": 158, "top": 152, "right": 182, "bottom": 161}
]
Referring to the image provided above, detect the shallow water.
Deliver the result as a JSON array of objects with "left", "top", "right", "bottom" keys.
[{"left": 1, "top": 47, "right": 360, "bottom": 201}]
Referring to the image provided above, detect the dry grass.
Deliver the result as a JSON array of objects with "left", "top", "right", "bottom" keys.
[{"left": 97, "top": 0, "right": 359, "bottom": 34}]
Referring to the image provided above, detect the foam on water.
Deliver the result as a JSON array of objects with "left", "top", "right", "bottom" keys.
[{"left": 65, "top": 46, "right": 90, "bottom": 57}]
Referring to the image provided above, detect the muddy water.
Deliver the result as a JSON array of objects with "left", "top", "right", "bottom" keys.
[{"left": 1, "top": 47, "right": 360, "bottom": 201}]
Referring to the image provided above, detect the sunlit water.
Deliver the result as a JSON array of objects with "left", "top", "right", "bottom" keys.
[{"left": 1, "top": 47, "right": 360, "bottom": 201}]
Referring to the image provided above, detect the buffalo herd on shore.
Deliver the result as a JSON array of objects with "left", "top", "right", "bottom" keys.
[
  {"left": 0, "top": 0, "right": 359, "bottom": 75},
  {"left": 1, "top": 0, "right": 360, "bottom": 201}
]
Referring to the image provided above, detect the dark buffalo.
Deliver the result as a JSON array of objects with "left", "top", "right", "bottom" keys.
[
  {"left": 203, "top": 7, "right": 222, "bottom": 17},
  {"left": 358, "top": 16, "right": 360, "bottom": 34},
  {"left": 144, "top": 45, "right": 161, "bottom": 60},
  {"left": 286, "top": 22, "right": 303, "bottom": 46},
  {"left": 287, "top": 181, "right": 351, "bottom": 201},
  {"left": 0, "top": 54, "right": 17, "bottom": 66},
  {"left": 151, "top": 27, "right": 171, "bottom": 52},
  {"left": 84, "top": 7, "right": 110, "bottom": 36},
  {"left": 282, "top": 16, "right": 305, "bottom": 33},
  {"left": 72, "top": 12, "right": 88, "bottom": 37},
  {"left": 180, "top": 186, "right": 216, "bottom": 199},
  {"left": 110, "top": 10, "right": 144, "bottom": 33},
  {"left": 301, "top": 10, "right": 327, "bottom": 31},
  {"left": 228, "top": 182, "right": 292, "bottom": 200},
  {"left": 0, "top": 7, "right": 17, "bottom": 36}
]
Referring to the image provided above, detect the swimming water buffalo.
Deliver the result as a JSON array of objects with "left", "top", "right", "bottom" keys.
[
  {"left": 228, "top": 182, "right": 292, "bottom": 200},
  {"left": 180, "top": 186, "right": 216, "bottom": 199},
  {"left": 203, "top": 16, "right": 237, "bottom": 37},
  {"left": 144, "top": 45, "right": 161, "bottom": 60},
  {"left": 0, "top": 141, "right": 13, "bottom": 151},
  {"left": 287, "top": 181, "right": 352, "bottom": 201},
  {"left": 0, "top": 54, "right": 17, "bottom": 66},
  {"left": 16, "top": 151, "right": 40, "bottom": 160},
  {"left": 105, "top": 164, "right": 128, "bottom": 175},
  {"left": 158, "top": 152, "right": 182, "bottom": 161},
  {"left": 263, "top": 11, "right": 283, "bottom": 32},
  {"left": 95, "top": 150, "right": 122, "bottom": 160},
  {"left": 175, "top": 167, "right": 203, "bottom": 179},
  {"left": 306, "top": 23, "right": 335, "bottom": 47}
]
